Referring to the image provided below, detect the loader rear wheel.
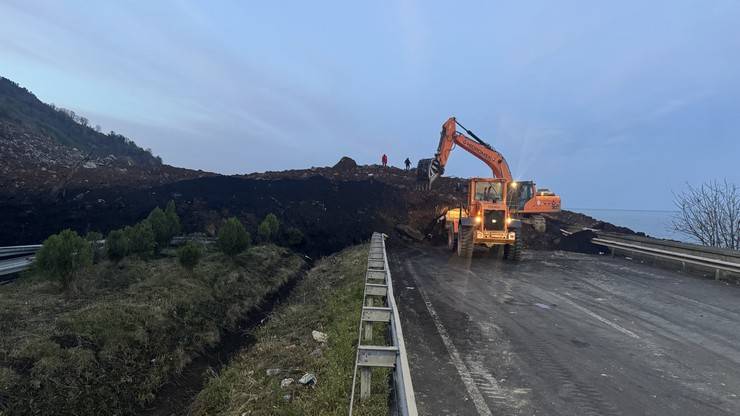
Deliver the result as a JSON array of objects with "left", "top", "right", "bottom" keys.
[
  {"left": 447, "top": 227, "right": 457, "bottom": 251},
  {"left": 457, "top": 225, "right": 474, "bottom": 259},
  {"left": 509, "top": 233, "right": 523, "bottom": 262}
]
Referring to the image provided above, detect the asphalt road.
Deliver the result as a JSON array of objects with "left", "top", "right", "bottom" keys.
[{"left": 388, "top": 244, "right": 740, "bottom": 416}]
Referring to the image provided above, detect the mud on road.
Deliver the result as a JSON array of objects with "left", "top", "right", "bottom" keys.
[{"left": 388, "top": 244, "right": 740, "bottom": 416}]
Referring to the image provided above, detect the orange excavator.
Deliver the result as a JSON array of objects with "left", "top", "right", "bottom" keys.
[{"left": 417, "top": 117, "right": 561, "bottom": 260}]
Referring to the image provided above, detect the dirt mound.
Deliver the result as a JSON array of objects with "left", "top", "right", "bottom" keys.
[
  {"left": 0, "top": 175, "right": 406, "bottom": 257},
  {"left": 332, "top": 156, "right": 357, "bottom": 171},
  {"left": 558, "top": 230, "right": 608, "bottom": 254}
]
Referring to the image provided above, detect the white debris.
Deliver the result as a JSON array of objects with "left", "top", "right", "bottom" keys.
[
  {"left": 298, "top": 373, "right": 317, "bottom": 386},
  {"left": 280, "top": 378, "right": 294, "bottom": 388},
  {"left": 312, "top": 330, "right": 328, "bottom": 343}
]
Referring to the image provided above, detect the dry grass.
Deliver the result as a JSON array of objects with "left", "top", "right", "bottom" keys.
[
  {"left": 190, "top": 243, "right": 390, "bottom": 416},
  {"left": 0, "top": 245, "right": 304, "bottom": 416}
]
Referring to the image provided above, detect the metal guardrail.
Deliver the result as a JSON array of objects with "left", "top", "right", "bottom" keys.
[
  {"left": 0, "top": 245, "right": 42, "bottom": 259},
  {"left": 0, "top": 256, "right": 35, "bottom": 277},
  {"left": 588, "top": 232, "right": 740, "bottom": 280},
  {"left": 349, "top": 232, "right": 417, "bottom": 416}
]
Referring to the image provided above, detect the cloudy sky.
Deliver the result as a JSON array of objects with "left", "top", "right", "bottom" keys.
[{"left": 2, "top": 0, "right": 739, "bottom": 211}]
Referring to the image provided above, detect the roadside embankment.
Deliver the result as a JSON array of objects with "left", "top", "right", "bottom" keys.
[
  {"left": 190, "top": 244, "right": 389, "bottom": 416},
  {"left": 0, "top": 245, "right": 304, "bottom": 415}
]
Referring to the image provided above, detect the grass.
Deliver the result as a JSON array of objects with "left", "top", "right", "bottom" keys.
[
  {"left": 0, "top": 245, "right": 304, "bottom": 416},
  {"left": 190, "top": 243, "right": 390, "bottom": 416}
]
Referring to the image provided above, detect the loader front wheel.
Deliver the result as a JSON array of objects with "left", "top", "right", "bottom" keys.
[
  {"left": 447, "top": 227, "right": 457, "bottom": 251},
  {"left": 509, "top": 233, "right": 523, "bottom": 262},
  {"left": 457, "top": 225, "right": 474, "bottom": 259}
]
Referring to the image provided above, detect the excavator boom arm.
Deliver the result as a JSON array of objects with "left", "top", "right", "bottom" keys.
[{"left": 422, "top": 117, "right": 511, "bottom": 187}]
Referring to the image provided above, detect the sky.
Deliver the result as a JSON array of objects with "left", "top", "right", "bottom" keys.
[{"left": 1, "top": 0, "right": 739, "bottom": 212}]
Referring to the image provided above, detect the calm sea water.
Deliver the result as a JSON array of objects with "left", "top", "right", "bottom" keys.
[{"left": 576, "top": 209, "right": 685, "bottom": 241}]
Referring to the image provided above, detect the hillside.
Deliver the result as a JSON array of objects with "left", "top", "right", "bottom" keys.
[{"left": 0, "top": 77, "right": 210, "bottom": 196}]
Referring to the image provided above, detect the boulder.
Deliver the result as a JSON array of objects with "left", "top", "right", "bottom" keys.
[{"left": 332, "top": 156, "right": 357, "bottom": 171}]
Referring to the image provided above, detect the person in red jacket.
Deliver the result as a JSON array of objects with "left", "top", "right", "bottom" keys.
[{"left": 381, "top": 153, "right": 388, "bottom": 167}]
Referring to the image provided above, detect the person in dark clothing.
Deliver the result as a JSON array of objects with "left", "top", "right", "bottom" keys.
[
  {"left": 382, "top": 153, "right": 388, "bottom": 167},
  {"left": 404, "top": 158, "right": 411, "bottom": 171}
]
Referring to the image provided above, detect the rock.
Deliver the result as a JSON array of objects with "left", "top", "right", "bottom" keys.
[
  {"left": 298, "top": 373, "right": 317, "bottom": 386},
  {"left": 280, "top": 378, "right": 294, "bottom": 388},
  {"left": 265, "top": 368, "right": 282, "bottom": 377},
  {"left": 395, "top": 224, "right": 424, "bottom": 242},
  {"left": 82, "top": 161, "right": 97, "bottom": 169},
  {"left": 310, "top": 347, "right": 323, "bottom": 358},
  {"left": 332, "top": 156, "right": 357, "bottom": 171},
  {"left": 282, "top": 393, "right": 292, "bottom": 401},
  {"left": 312, "top": 330, "right": 328, "bottom": 343}
]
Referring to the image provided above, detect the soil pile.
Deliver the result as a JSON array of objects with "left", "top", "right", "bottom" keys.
[
  {"left": 332, "top": 156, "right": 358, "bottom": 171},
  {"left": 0, "top": 175, "right": 406, "bottom": 257}
]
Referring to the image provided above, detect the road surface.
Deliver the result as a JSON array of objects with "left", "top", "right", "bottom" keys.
[{"left": 388, "top": 244, "right": 740, "bottom": 416}]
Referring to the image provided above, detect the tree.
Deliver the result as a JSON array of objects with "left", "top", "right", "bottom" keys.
[
  {"left": 218, "top": 217, "right": 251, "bottom": 256},
  {"left": 258, "top": 213, "right": 280, "bottom": 242},
  {"left": 79, "top": 116, "right": 88, "bottom": 127},
  {"left": 177, "top": 242, "right": 202, "bottom": 271},
  {"left": 94, "top": 124, "right": 102, "bottom": 133},
  {"left": 106, "top": 229, "right": 129, "bottom": 262},
  {"left": 36, "top": 229, "right": 92, "bottom": 290},
  {"left": 165, "top": 200, "right": 181, "bottom": 237},
  {"left": 124, "top": 221, "right": 156, "bottom": 257},
  {"left": 673, "top": 180, "right": 740, "bottom": 249}
]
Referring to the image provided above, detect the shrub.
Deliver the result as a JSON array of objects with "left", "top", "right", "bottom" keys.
[
  {"left": 218, "top": 217, "right": 251, "bottom": 256},
  {"left": 124, "top": 221, "right": 156, "bottom": 257},
  {"left": 165, "top": 200, "right": 182, "bottom": 236},
  {"left": 35, "top": 229, "right": 92, "bottom": 290},
  {"left": 258, "top": 213, "right": 280, "bottom": 242},
  {"left": 284, "top": 226, "right": 304, "bottom": 246},
  {"left": 147, "top": 207, "right": 169, "bottom": 250},
  {"left": 177, "top": 242, "right": 202, "bottom": 271},
  {"left": 106, "top": 229, "right": 129, "bottom": 262},
  {"left": 85, "top": 231, "right": 103, "bottom": 242}
]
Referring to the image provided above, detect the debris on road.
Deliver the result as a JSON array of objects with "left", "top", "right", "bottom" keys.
[{"left": 395, "top": 224, "right": 425, "bottom": 241}]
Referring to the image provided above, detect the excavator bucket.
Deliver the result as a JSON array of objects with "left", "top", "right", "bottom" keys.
[{"left": 416, "top": 158, "right": 442, "bottom": 189}]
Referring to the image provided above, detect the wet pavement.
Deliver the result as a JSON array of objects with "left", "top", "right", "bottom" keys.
[{"left": 389, "top": 244, "right": 740, "bottom": 416}]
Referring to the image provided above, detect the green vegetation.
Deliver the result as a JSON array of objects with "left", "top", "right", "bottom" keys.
[
  {"left": 283, "top": 226, "right": 305, "bottom": 247},
  {"left": 123, "top": 221, "right": 155, "bottom": 258},
  {"left": 218, "top": 217, "right": 251, "bottom": 256},
  {"left": 148, "top": 201, "right": 182, "bottom": 251},
  {"left": 177, "top": 241, "right": 202, "bottom": 271},
  {"left": 35, "top": 229, "right": 93, "bottom": 291},
  {"left": 105, "top": 229, "right": 129, "bottom": 262},
  {"left": 0, "top": 245, "right": 305, "bottom": 415},
  {"left": 190, "top": 244, "right": 389, "bottom": 416},
  {"left": 258, "top": 213, "right": 280, "bottom": 242}
]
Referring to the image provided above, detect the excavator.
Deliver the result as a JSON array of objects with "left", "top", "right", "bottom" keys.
[{"left": 417, "top": 117, "right": 561, "bottom": 260}]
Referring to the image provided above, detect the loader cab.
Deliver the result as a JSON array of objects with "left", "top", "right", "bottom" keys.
[{"left": 468, "top": 178, "right": 510, "bottom": 232}]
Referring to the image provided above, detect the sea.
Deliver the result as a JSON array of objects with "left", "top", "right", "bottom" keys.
[{"left": 575, "top": 208, "right": 686, "bottom": 242}]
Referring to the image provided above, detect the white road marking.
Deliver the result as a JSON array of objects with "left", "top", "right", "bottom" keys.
[
  {"left": 407, "top": 262, "right": 494, "bottom": 416},
  {"left": 557, "top": 292, "right": 640, "bottom": 339}
]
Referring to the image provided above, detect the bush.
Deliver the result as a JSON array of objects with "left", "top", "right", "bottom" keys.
[
  {"left": 147, "top": 207, "right": 170, "bottom": 250},
  {"left": 124, "top": 221, "right": 156, "bottom": 257},
  {"left": 284, "top": 226, "right": 304, "bottom": 246},
  {"left": 218, "top": 217, "right": 251, "bottom": 256},
  {"left": 85, "top": 231, "right": 103, "bottom": 242},
  {"left": 165, "top": 200, "right": 182, "bottom": 236},
  {"left": 106, "top": 229, "right": 129, "bottom": 262},
  {"left": 36, "top": 229, "right": 92, "bottom": 290},
  {"left": 177, "top": 242, "right": 202, "bottom": 271},
  {"left": 258, "top": 213, "right": 280, "bottom": 242}
]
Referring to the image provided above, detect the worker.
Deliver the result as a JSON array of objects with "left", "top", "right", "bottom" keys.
[
  {"left": 382, "top": 154, "right": 388, "bottom": 167},
  {"left": 404, "top": 158, "right": 411, "bottom": 171}
]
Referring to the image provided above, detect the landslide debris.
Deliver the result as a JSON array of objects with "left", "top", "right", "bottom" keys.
[{"left": 0, "top": 76, "right": 212, "bottom": 196}]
